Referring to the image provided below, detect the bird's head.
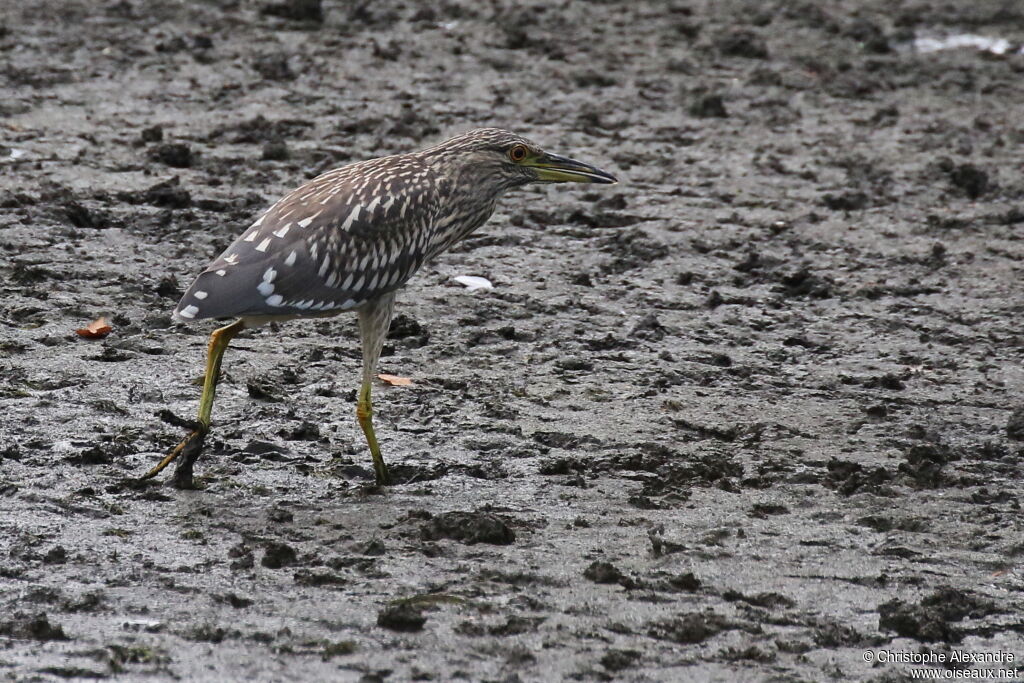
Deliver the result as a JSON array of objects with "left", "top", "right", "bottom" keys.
[{"left": 422, "top": 128, "right": 617, "bottom": 191}]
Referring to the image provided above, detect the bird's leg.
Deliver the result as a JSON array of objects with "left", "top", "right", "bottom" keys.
[
  {"left": 356, "top": 293, "right": 396, "bottom": 485},
  {"left": 142, "top": 318, "right": 245, "bottom": 487},
  {"left": 356, "top": 378, "right": 388, "bottom": 485}
]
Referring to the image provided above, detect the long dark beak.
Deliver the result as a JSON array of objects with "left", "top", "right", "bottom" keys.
[{"left": 527, "top": 152, "right": 618, "bottom": 184}]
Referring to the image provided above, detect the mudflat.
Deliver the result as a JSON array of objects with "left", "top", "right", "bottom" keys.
[{"left": 2, "top": 1, "right": 1023, "bottom": 680}]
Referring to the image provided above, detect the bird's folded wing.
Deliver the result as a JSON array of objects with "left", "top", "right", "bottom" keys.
[{"left": 174, "top": 157, "right": 443, "bottom": 321}]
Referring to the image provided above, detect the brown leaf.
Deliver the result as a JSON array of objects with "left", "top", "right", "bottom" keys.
[
  {"left": 76, "top": 316, "right": 113, "bottom": 339},
  {"left": 378, "top": 373, "right": 412, "bottom": 386}
]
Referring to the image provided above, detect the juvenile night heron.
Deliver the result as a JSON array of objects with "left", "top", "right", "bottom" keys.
[{"left": 143, "top": 128, "right": 616, "bottom": 488}]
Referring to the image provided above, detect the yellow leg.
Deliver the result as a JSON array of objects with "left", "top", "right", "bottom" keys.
[
  {"left": 356, "top": 292, "right": 396, "bottom": 485},
  {"left": 142, "top": 319, "right": 245, "bottom": 486},
  {"left": 356, "top": 378, "right": 391, "bottom": 485}
]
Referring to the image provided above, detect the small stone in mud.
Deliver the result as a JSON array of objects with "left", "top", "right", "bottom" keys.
[
  {"left": 870, "top": 105, "right": 899, "bottom": 126},
  {"left": 154, "top": 275, "right": 180, "bottom": 298},
  {"left": 267, "top": 507, "right": 293, "bottom": 523},
  {"left": 0, "top": 613, "right": 67, "bottom": 641},
  {"left": 185, "top": 624, "right": 227, "bottom": 643},
  {"left": 456, "top": 615, "right": 540, "bottom": 638},
  {"left": 377, "top": 603, "right": 426, "bottom": 632},
  {"left": 600, "top": 229, "right": 669, "bottom": 270},
  {"left": 253, "top": 53, "right": 294, "bottom": 81},
  {"left": 778, "top": 268, "right": 832, "bottom": 299},
  {"left": 948, "top": 163, "right": 988, "bottom": 199},
  {"left": 1006, "top": 406, "right": 1024, "bottom": 441},
  {"left": 69, "top": 445, "right": 111, "bottom": 466},
  {"left": 139, "top": 125, "right": 163, "bottom": 143},
  {"left": 142, "top": 177, "right": 192, "bottom": 208},
  {"left": 921, "top": 586, "right": 997, "bottom": 621},
  {"left": 749, "top": 502, "right": 789, "bottom": 517},
  {"left": 723, "top": 590, "right": 795, "bottom": 609},
  {"left": 825, "top": 459, "right": 893, "bottom": 496},
  {"left": 539, "top": 457, "right": 585, "bottom": 475},
  {"left": 148, "top": 142, "right": 194, "bottom": 168},
  {"left": 900, "top": 442, "right": 957, "bottom": 488},
  {"left": 584, "top": 561, "right": 624, "bottom": 584},
  {"left": 261, "top": 542, "right": 298, "bottom": 569},
  {"left": 568, "top": 271, "right": 593, "bottom": 287},
  {"left": 490, "top": 615, "right": 543, "bottom": 636},
  {"left": 229, "top": 552, "right": 254, "bottom": 571},
  {"left": 213, "top": 593, "right": 254, "bottom": 609},
  {"left": 668, "top": 572, "right": 701, "bottom": 591},
  {"left": 42, "top": 546, "right": 67, "bottom": 564},
  {"left": 1001, "top": 207, "right": 1024, "bottom": 225},
  {"left": 420, "top": 511, "right": 515, "bottom": 545},
  {"left": 600, "top": 649, "right": 641, "bottom": 672},
  {"left": 629, "top": 313, "right": 666, "bottom": 340},
  {"left": 845, "top": 18, "right": 890, "bottom": 53},
  {"left": 387, "top": 313, "right": 430, "bottom": 347},
  {"left": 716, "top": 29, "right": 769, "bottom": 58},
  {"left": 649, "top": 612, "right": 729, "bottom": 644},
  {"left": 261, "top": 140, "right": 289, "bottom": 161},
  {"left": 585, "top": 334, "right": 628, "bottom": 350},
  {"left": 709, "top": 352, "right": 732, "bottom": 367},
  {"left": 877, "top": 599, "right": 961, "bottom": 643},
  {"left": 533, "top": 431, "right": 599, "bottom": 450},
  {"left": 866, "top": 373, "right": 904, "bottom": 390},
  {"left": 63, "top": 591, "right": 104, "bottom": 614},
  {"left": 64, "top": 200, "right": 97, "bottom": 228},
  {"left": 247, "top": 378, "right": 283, "bottom": 402},
  {"left": 321, "top": 640, "right": 357, "bottom": 658},
  {"left": 689, "top": 93, "right": 727, "bottom": 118},
  {"left": 813, "top": 622, "right": 866, "bottom": 647},
  {"left": 293, "top": 570, "right": 347, "bottom": 587},
  {"left": 864, "top": 404, "right": 887, "bottom": 418},
  {"left": 261, "top": 0, "right": 323, "bottom": 23},
  {"left": 857, "top": 515, "right": 894, "bottom": 532},
  {"left": 573, "top": 69, "right": 617, "bottom": 88},
  {"left": 821, "top": 191, "right": 869, "bottom": 211},
  {"left": 280, "top": 421, "right": 320, "bottom": 441},
  {"left": 351, "top": 538, "right": 386, "bottom": 556},
  {"left": 228, "top": 542, "right": 250, "bottom": 558},
  {"left": 556, "top": 357, "right": 593, "bottom": 371}
]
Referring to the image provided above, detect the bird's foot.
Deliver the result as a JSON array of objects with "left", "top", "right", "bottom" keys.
[
  {"left": 373, "top": 460, "right": 392, "bottom": 487},
  {"left": 171, "top": 429, "right": 207, "bottom": 490},
  {"left": 356, "top": 398, "right": 392, "bottom": 486},
  {"left": 140, "top": 427, "right": 208, "bottom": 489}
]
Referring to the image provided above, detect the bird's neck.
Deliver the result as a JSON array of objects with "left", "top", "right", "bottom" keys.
[
  {"left": 429, "top": 190, "right": 500, "bottom": 257},
  {"left": 425, "top": 160, "right": 513, "bottom": 257}
]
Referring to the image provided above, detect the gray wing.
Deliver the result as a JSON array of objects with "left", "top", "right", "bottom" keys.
[{"left": 174, "top": 155, "right": 443, "bottom": 322}]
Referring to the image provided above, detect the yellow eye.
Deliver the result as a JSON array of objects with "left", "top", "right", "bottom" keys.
[{"left": 508, "top": 144, "right": 528, "bottom": 162}]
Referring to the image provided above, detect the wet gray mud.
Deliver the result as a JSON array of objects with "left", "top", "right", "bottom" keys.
[{"left": 2, "top": 1, "right": 1024, "bottom": 681}]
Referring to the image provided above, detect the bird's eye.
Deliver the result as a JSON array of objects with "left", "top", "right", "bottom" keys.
[{"left": 508, "top": 144, "right": 528, "bottom": 162}]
